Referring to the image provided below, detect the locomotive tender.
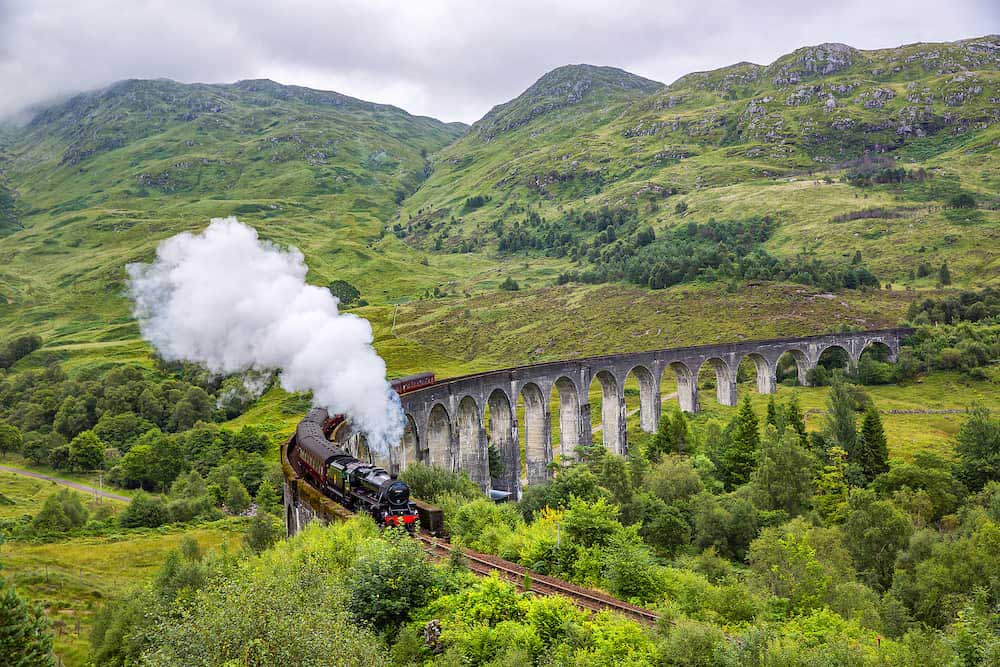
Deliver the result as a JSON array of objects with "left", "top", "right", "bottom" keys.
[{"left": 293, "top": 372, "right": 435, "bottom": 528}]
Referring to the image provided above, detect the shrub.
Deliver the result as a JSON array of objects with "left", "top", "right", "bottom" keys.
[
  {"left": 345, "top": 530, "right": 438, "bottom": 631},
  {"left": 499, "top": 276, "right": 520, "bottom": 291},
  {"left": 399, "top": 462, "right": 480, "bottom": 504},
  {"left": 244, "top": 512, "right": 282, "bottom": 554},
  {"left": 118, "top": 493, "right": 168, "bottom": 528},
  {"left": 33, "top": 489, "right": 89, "bottom": 532},
  {"left": 948, "top": 193, "right": 976, "bottom": 209}
]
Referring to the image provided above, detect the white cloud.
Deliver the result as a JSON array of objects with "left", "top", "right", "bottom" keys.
[{"left": 0, "top": 0, "right": 996, "bottom": 123}]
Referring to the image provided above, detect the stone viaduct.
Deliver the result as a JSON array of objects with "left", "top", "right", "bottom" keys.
[{"left": 345, "top": 328, "right": 910, "bottom": 499}]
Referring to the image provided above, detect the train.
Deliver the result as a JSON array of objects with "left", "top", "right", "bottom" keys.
[{"left": 293, "top": 372, "right": 436, "bottom": 529}]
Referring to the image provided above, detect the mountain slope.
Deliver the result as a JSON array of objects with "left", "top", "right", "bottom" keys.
[
  {"left": 401, "top": 36, "right": 999, "bottom": 287},
  {"left": 0, "top": 78, "right": 472, "bottom": 349}
]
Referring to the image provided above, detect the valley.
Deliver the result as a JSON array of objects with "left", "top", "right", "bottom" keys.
[{"left": 0, "top": 32, "right": 997, "bottom": 667}]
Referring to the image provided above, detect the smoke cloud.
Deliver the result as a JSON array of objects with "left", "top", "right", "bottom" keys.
[{"left": 127, "top": 217, "right": 404, "bottom": 452}]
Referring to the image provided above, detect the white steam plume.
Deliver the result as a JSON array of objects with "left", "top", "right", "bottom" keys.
[{"left": 127, "top": 217, "right": 404, "bottom": 453}]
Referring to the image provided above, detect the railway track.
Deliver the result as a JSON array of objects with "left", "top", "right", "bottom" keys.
[
  {"left": 415, "top": 532, "right": 660, "bottom": 627},
  {"left": 286, "top": 437, "right": 660, "bottom": 627}
]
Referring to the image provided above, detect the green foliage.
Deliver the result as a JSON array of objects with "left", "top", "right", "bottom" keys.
[
  {"left": 948, "top": 192, "right": 976, "bottom": 209},
  {"left": 646, "top": 406, "right": 692, "bottom": 462},
  {"left": 955, "top": 404, "right": 1000, "bottom": 493},
  {"left": 54, "top": 395, "right": 94, "bottom": 439},
  {"left": 32, "top": 488, "right": 89, "bottom": 532},
  {"left": 843, "top": 489, "right": 911, "bottom": 591},
  {"left": 814, "top": 447, "right": 850, "bottom": 524},
  {"left": 891, "top": 513, "right": 1000, "bottom": 628},
  {"left": 0, "top": 421, "right": 22, "bottom": 458},
  {"left": 874, "top": 451, "right": 964, "bottom": 521},
  {"left": 857, "top": 406, "right": 889, "bottom": 483},
  {"left": 0, "top": 576, "right": 53, "bottom": 667},
  {"left": 518, "top": 465, "right": 608, "bottom": 520},
  {"left": 824, "top": 372, "right": 858, "bottom": 457},
  {"left": 563, "top": 496, "right": 621, "bottom": 548},
  {"left": 601, "top": 528, "right": 666, "bottom": 603},
  {"left": 719, "top": 395, "right": 760, "bottom": 488},
  {"left": 92, "top": 412, "right": 154, "bottom": 451},
  {"left": 446, "top": 498, "right": 523, "bottom": 551},
  {"left": 750, "top": 426, "right": 815, "bottom": 516},
  {"left": 749, "top": 519, "right": 832, "bottom": 612},
  {"left": 554, "top": 215, "right": 881, "bottom": 292},
  {"left": 244, "top": 512, "right": 282, "bottom": 554},
  {"left": 328, "top": 279, "right": 361, "bottom": 306},
  {"left": 253, "top": 479, "right": 281, "bottom": 515},
  {"left": 646, "top": 455, "right": 704, "bottom": 504},
  {"left": 0, "top": 335, "right": 42, "bottom": 370},
  {"left": 149, "top": 537, "right": 386, "bottom": 667},
  {"left": 224, "top": 476, "right": 251, "bottom": 514},
  {"left": 68, "top": 430, "right": 105, "bottom": 472},
  {"left": 905, "top": 291, "right": 999, "bottom": 325},
  {"left": 693, "top": 489, "right": 759, "bottom": 561},
  {"left": 499, "top": 276, "right": 520, "bottom": 291},
  {"left": 346, "top": 529, "right": 439, "bottom": 631},
  {"left": 938, "top": 261, "right": 952, "bottom": 286},
  {"left": 117, "top": 493, "right": 168, "bottom": 529},
  {"left": 785, "top": 393, "right": 807, "bottom": 445},
  {"left": 399, "top": 462, "right": 480, "bottom": 504}
]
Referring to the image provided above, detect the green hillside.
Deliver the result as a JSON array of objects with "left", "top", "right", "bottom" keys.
[
  {"left": 0, "top": 78, "right": 477, "bottom": 349},
  {"left": 0, "top": 37, "right": 997, "bottom": 378},
  {"left": 403, "top": 36, "right": 999, "bottom": 289}
]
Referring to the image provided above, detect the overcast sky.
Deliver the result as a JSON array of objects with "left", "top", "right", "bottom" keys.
[{"left": 1, "top": 0, "right": 997, "bottom": 124}]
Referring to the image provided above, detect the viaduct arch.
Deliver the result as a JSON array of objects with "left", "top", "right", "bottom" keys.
[{"left": 330, "top": 328, "right": 911, "bottom": 500}]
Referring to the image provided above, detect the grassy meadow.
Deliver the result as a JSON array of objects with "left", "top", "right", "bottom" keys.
[{"left": 0, "top": 520, "right": 245, "bottom": 665}]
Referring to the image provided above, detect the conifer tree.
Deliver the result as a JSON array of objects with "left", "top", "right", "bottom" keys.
[
  {"left": 938, "top": 261, "right": 951, "bottom": 286},
  {"left": 646, "top": 411, "right": 675, "bottom": 463},
  {"left": 824, "top": 372, "right": 857, "bottom": 457},
  {"left": 786, "top": 394, "right": 808, "bottom": 445},
  {"left": 668, "top": 406, "right": 691, "bottom": 454},
  {"left": 815, "top": 447, "right": 850, "bottom": 523},
  {"left": 723, "top": 396, "right": 760, "bottom": 487},
  {"left": 0, "top": 576, "right": 53, "bottom": 667},
  {"left": 765, "top": 396, "right": 783, "bottom": 433},
  {"left": 858, "top": 406, "right": 889, "bottom": 482}
]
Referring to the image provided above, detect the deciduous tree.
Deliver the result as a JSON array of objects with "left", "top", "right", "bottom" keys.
[
  {"left": 0, "top": 422, "right": 22, "bottom": 458},
  {"left": 955, "top": 404, "right": 1000, "bottom": 492},
  {"left": 69, "top": 430, "right": 105, "bottom": 472}
]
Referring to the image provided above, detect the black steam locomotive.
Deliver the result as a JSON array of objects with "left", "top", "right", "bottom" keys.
[{"left": 295, "top": 407, "right": 419, "bottom": 528}]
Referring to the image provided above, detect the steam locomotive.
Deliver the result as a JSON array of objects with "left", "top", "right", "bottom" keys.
[{"left": 292, "top": 372, "right": 435, "bottom": 529}]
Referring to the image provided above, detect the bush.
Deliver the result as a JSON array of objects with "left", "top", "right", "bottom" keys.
[
  {"left": 33, "top": 488, "right": 89, "bottom": 532},
  {"left": 948, "top": 193, "right": 976, "bottom": 209},
  {"left": 0, "top": 334, "right": 42, "bottom": 369},
  {"left": 345, "top": 530, "right": 438, "bottom": 631},
  {"left": 224, "top": 476, "right": 252, "bottom": 514},
  {"left": 499, "top": 276, "right": 520, "bottom": 291},
  {"left": 118, "top": 493, "right": 168, "bottom": 528},
  {"left": 244, "top": 512, "right": 282, "bottom": 553},
  {"left": 518, "top": 465, "right": 608, "bottom": 520},
  {"left": 399, "top": 462, "right": 479, "bottom": 504}
]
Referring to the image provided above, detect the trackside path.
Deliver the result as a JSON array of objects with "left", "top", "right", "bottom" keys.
[{"left": 0, "top": 465, "right": 132, "bottom": 503}]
